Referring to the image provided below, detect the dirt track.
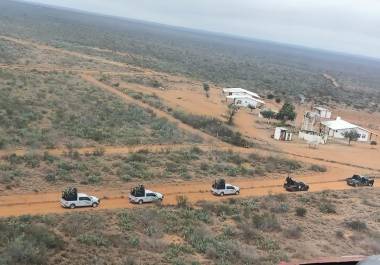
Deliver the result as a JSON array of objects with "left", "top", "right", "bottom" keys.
[{"left": 0, "top": 166, "right": 370, "bottom": 217}]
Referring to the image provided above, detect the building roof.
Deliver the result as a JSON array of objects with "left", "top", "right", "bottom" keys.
[
  {"left": 276, "top": 127, "right": 289, "bottom": 131},
  {"left": 223, "top": 87, "right": 261, "bottom": 99},
  {"left": 321, "top": 117, "right": 358, "bottom": 130},
  {"left": 226, "top": 95, "right": 265, "bottom": 104},
  {"left": 313, "top": 106, "right": 330, "bottom": 112}
]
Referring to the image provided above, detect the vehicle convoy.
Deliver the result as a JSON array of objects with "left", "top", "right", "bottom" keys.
[
  {"left": 283, "top": 176, "right": 309, "bottom": 192},
  {"left": 60, "top": 187, "right": 100, "bottom": 209},
  {"left": 346, "top": 174, "right": 374, "bottom": 187},
  {"left": 128, "top": 185, "right": 163, "bottom": 204},
  {"left": 211, "top": 179, "right": 240, "bottom": 196}
]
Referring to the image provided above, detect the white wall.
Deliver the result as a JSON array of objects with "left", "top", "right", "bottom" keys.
[
  {"left": 327, "top": 127, "right": 369, "bottom": 142},
  {"left": 274, "top": 127, "right": 282, "bottom": 140},
  {"left": 298, "top": 131, "right": 327, "bottom": 144},
  {"left": 234, "top": 97, "right": 262, "bottom": 108}
]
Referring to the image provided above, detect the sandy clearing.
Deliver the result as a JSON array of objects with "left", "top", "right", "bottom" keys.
[{"left": 119, "top": 81, "right": 227, "bottom": 118}]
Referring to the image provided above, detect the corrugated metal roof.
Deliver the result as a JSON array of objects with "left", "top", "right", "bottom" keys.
[
  {"left": 321, "top": 117, "right": 358, "bottom": 130},
  {"left": 223, "top": 87, "right": 261, "bottom": 99}
]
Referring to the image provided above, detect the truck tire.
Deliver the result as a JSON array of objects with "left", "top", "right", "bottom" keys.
[
  {"left": 70, "top": 204, "right": 75, "bottom": 209},
  {"left": 138, "top": 199, "right": 143, "bottom": 204},
  {"left": 92, "top": 203, "right": 98, "bottom": 208},
  {"left": 235, "top": 190, "right": 239, "bottom": 195},
  {"left": 220, "top": 192, "right": 224, "bottom": 197}
]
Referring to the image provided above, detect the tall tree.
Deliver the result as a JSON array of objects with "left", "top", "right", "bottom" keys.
[
  {"left": 343, "top": 130, "right": 360, "bottom": 145},
  {"left": 276, "top": 102, "right": 297, "bottom": 121},
  {"left": 226, "top": 104, "right": 239, "bottom": 125}
]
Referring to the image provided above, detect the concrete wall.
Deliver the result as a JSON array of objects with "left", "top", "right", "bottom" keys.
[{"left": 298, "top": 131, "right": 327, "bottom": 144}]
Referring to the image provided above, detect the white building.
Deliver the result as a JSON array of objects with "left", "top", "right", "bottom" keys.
[
  {"left": 321, "top": 117, "right": 377, "bottom": 142},
  {"left": 313, "top": 106, "right": 332, "bottom": 119},
  {"left": 223, "top": 88, "right": 261, "bottom": 99},
  {"left": 226, "top": 95, "right": 265, "bottom": 109},
  {"left": 274, "top": 127, "right": 293, "bottom": 141}
]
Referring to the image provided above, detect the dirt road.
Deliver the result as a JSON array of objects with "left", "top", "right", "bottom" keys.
[{"left": 0, "top": 166, "right": 368, "bottom": 217}]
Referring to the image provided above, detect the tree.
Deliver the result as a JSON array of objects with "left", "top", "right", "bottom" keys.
[
  {"left": 276, "top": 102, "right": 297, "bottom": 121},
  {"left": 260, "top": 109, "right": 276, "bottom": 119},
  {"left": 226, "top": 104, "right": 239, "bottom": 125},
  {"left": 203, "top": 83, "right": 210, "bottom": 97},
  {"left": 343, "top": 130, "right": 360, "bottom": 145}
]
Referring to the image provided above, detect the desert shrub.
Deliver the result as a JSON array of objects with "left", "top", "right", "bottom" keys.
[
  {"left": 0, "top": 222, "right": 63, "bottom": 265},
  {"left": 200, "top": 162, "right": 209, "bottom": 171},
  {"left": 45, "top": 173, "right": 56, "bottom": 182},
  {"left": 61, "top": 213, "right": 105, "bottom": 236},
  {"left": 319, "top": 201, "right": 337, "bottom": 214},
  {"left": 87, "top": 175, "right": 102, "bottom": 184},
  {"left": 283, "top": 225, "right": 302, "bottom": 239},
  {"left": 1, "top": 236, "right": 47, "bottom": 265},
  {"left": 176, "top": 195, "right": 190, "bottom": 209},
  {"left": 295, "top": 207, "right": 307, "bottom": 217},
  {"left": 118, "top": 211, "right": 136, "bottom": 231},
  {"left": 252, "top": 213, "right": 281, "bottom": 232},
  {"left": 172, "top": 111, "right": 254, "bottom": 147},
  {"left": 77, "top": 233, "right": 109, "bottom": 246},
  {"left": 371, "top": 141, "right": 377, "bottom": 145},
  {"left": 335, "top": 230, "right": 344, "bottom": 238},
  {"left": 309, "top": 164, "right": 327, "bottom": 172},
  {"left": 117, "top": 162, "right": 151, "bottom": 180},
  {"left": 23, "top": 153, "right": 41, "bottom": 168},
  {"left": 270, "top": 203, "right": 289, "bottom": 214},
  {"left": 345, "top": 220, "right": 368, "bottom": 231},
  {"left": 92, "top": 147, "right": 105, "bottom": 156}
]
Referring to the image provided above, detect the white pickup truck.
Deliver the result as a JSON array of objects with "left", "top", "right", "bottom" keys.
[
  {"left": 129, "top": 185, "right": 163, "bottom": 204},
  {"left": 60, "top": 192, "right": 100, "bottom": 209},
  {"left": 211, "top": 179, "right": 240, "bottom": 196}
]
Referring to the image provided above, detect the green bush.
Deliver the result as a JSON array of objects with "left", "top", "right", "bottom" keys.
[
  {"left": 283, "top": 225, "right": 302, "bottom": 239},
  {"left": 77, "top": 233, "right": 109, "bottom": 246},
  {"left": 345, "top": 220, "right": 368, "bottom": 231},
  {"left": 295, "top": 207, "right": 307, "bottom": 217},
  {"left": 252, "top": 213, "right": 281, "bottom": 232},
  {"left": 319, "top": 201, "right": 337, "bottom": 214},
  {"left": 87, "top": 175, "right": 102, "bottom": 184}
]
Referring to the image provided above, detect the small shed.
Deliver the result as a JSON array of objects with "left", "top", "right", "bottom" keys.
[
  {"left": 274, "top": 127, "right": 292, "bottom": 141},
  {"left": 313, "top": 106, "right": 332, "bottom": 119}
]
